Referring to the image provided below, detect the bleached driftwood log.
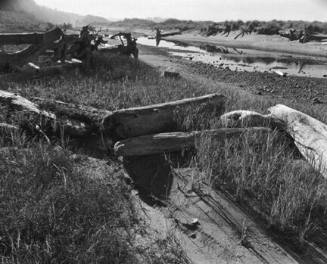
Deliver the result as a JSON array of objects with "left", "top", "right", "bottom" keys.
[
  {"left": 269, "top": 104, "right": 327, "bottom": 178},
  {"left": 32, "top": 97, "right": 111, "bottom": 129},
  {"left": 103, "top": 93, "right": 226, "bottom": 139},
  {"left": 220, "top": 110, "right": 284, "bottom": 130},
  {"left": 0, "top": 90, "right": 93, "bottom": 137},
  {"left": 114, "top": 127, "right": 271, "bottom": 157},
  {"left": 0, "top": 90, "right": 55, "bottom": 118}
]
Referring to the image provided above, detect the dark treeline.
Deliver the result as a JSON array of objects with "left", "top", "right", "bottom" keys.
[{"left": 202, "top": 20, "right": 327, "bottom": 36}]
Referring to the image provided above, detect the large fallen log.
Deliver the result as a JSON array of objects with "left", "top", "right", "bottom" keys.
[
  {"left": 114, "top": 127, "right": 271, "bottom": 157},
  {"left": 0, "top": 27, "right": 63, "bottom": 45},
  {"left": 103, "top": 93, "right": 226, "bottom": 140},
  {"left": 269, "top": 104, "right": 327, "bottom": 178}
]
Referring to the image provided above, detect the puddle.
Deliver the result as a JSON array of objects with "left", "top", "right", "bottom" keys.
[
  {"left": 137, "top": 37, "right": 327, "bottom": 78},
  {"left": 137, "top": 37, "right": 205, "bottom": 53}
]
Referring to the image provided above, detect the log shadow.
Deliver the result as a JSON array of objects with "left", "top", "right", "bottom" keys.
[{"left": 123, "top": 154, "right": 174, "bottom": 206}]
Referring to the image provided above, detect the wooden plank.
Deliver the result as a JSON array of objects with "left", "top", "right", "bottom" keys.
[
  {"left": 269, "top": 104, "right": 327, "bottom": 178},
  {"left": 114, "top": 127, "right": 271, "bottom": 157},
  {"left": 103, "top": 93, "right": 226, "bottom": 139},
  {"left": 170, "top": 169, "right": 300, "bottom": 264}
]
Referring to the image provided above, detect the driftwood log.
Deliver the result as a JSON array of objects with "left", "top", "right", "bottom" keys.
[
  {"left": 0, "top": 91, "right": 225, "bottom": 141},
  {"left": 0, "top": 90, "right": 94, "bottom": 137},
  {"left": 222, "top": 106, "right": 327, "bottom": 179},
  {"left": 269, "top": 104, "right": 327, "bottom": 178},
  {"left": 0, "top": 28, "right": 64, "bottom": 68},
  {"left": 103, "top": 93, "right": 226, "bottom": 140},
  {"left": 0, "top": 90, "right": 55, "bottom": 118},
  {"left": 114, "top": 127, "right": 271, "bottom": 157},
  {"left": 220, "top": 110, "right": 284, "bottom": 130},
  {"left": 32, "top": 97, "right": 111, "bottom": 130}
]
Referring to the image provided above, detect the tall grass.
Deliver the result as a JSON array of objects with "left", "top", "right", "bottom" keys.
[
  {"left": 0, "top": 134, "right": 189, "bottom": 263},
  {"left": 0, "top": 142, "right": 138, "bottom": 263},
  {"left": 196, "top": 130, "right": 327, "bottom": 242}
]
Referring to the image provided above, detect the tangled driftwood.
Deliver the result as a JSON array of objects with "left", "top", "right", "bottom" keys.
[{"left": 1, "top": 88, "right": 327, "bottom": 180}]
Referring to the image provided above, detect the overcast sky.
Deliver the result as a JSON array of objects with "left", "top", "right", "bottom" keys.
[{"left": 34, "top": 0, "right": 327, "bottom": 21}]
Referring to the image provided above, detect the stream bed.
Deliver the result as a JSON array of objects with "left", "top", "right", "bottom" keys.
[{"left": 137, "top": 37, "right": 327, "bottom": 78}]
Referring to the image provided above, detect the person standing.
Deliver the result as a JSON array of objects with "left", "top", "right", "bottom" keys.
[{"left": 155, "top": 28, "right": 162, "bottom": 46}]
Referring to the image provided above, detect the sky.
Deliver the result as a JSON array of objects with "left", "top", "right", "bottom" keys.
[{"left": 34, "top": 0, "right": 327, "bottom": 22}]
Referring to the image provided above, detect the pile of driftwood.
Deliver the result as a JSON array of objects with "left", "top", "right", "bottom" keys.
[
  {"left": 1, "top": 89, "right": 327, "bottom": 196},
  {"left": 0, "top": 27, "right": 139, "bottom": 82},
  {"left": 0, "top": 28, "right": 83, "bottom": 80}
]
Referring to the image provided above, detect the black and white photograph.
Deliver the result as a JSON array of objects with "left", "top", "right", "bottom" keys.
[{"left": 1, "top": 0, "right": 327, "bottom": 263}]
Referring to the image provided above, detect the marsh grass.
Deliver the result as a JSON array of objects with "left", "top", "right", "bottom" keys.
[
  {"left": 0, "top": 141, "right": 139, "bottom": 263},
  {"left": 0, "top": 135, "right": 190, "bottom": 263},
  {"left": 196, "top": 130, "right": 327, "bottom": 242}
]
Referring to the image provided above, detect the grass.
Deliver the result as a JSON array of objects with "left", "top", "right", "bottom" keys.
[
  {"left": 196, "top": 130, "right": 327, "bottom": 244},
  {"left": 0, "top": 134, "right": 190, "bottom": 263},
  {"left": 0, "top": 140, "right": 136, "bottom": 263},
  {"left": 2, "top": 49, "right": 327, "bottom": 260}
]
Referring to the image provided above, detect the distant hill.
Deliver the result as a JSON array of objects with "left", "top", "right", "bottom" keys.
[
  {"left": 0, "top": 10, "right": 44, "bottom": 32},
  {"left": 0, "top": 0, "right": 47, "bottom": 32},
  {"left": 109, "top": 18, "right": 156, "bottom": 29},
  {"left": 76, "top": 15, "right": 111, "bottom": 27},
  {"left": 0, "top": 0, "right": 111, "bottom": 32}
]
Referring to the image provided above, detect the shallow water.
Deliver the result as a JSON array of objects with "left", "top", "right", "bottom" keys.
[{"left": 137, "top": 37, "right": 327, "bottom": 78}]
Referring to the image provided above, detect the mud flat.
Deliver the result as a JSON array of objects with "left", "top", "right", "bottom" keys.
[
  {"left": 164, "top": 31, "right": 327, "bottom": 58},
  {"left": 137, "top": 35, "right": 327, "bottom": 79}
]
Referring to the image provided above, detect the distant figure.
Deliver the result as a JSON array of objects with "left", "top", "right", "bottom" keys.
[{"left": 155, "top": 28, "right": 162, "bottom": 46}]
